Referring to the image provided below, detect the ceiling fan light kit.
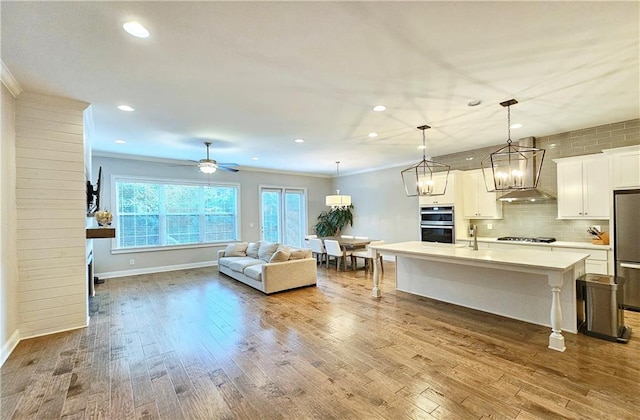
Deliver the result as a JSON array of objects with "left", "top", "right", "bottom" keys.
[
  {"left": 481, "top": 99, "right": 546, "bottom": 192},
  {"left": 401, "top": 125, "right": 450, "bottom": 197},
  {"left": 197, "top": 142, "right": 239, "bottom": 174}
]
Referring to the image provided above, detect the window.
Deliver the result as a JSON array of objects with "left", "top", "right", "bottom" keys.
[
  {"left": 260, "top": 187, "right": 306, "bottom": 248},
  {"left": 115, "top": 177, "right": 239, "bottom": 249}
]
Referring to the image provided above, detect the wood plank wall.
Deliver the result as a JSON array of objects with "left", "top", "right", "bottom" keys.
[{"left": 15, "top": 92, "right": 89, "bottom": 338}]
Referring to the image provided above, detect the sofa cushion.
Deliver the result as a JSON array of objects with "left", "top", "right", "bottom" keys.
[
  {"left": 258, "top": 242, "right": 280, "bottom": 262},
  {"left": 243, "top": 264, "right": 263, "bottom": 281},
  {"left": 269, "top": 249, "right": 291, "bottom": 263},
  {"left": 224, "top": 242, "right": 248, "bottom": 257},
  {"left": 228, "top": 258, "right": 265, "bottom": 272},
  {"left": 289, "top": 249, "right": 308, "bottom": 260},
  {"left": 246, "top": 242, "right": 261, "bottom": 259},
  {"left": 219, "top": 256, "right": 250, "bottom": 269}
]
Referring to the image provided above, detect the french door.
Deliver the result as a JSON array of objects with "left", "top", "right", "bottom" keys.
[{"left": 260, "top": 187, "right": 307, "bottom": 248}]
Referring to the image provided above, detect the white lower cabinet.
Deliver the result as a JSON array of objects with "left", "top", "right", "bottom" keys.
[{"left": 553, "top": 247, "right": 611, "bottom": 275}]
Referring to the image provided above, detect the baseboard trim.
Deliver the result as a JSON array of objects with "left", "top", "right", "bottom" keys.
[
  {"left": 96, "top": 260, "right": 218, "bottom": 279},
  {"left": 1, "top": 329, "right": 20, "bottom": 367}
]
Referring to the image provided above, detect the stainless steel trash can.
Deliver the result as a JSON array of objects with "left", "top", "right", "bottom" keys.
[{"left": 576, "top": 274, "right": 631, "bottom": 342}]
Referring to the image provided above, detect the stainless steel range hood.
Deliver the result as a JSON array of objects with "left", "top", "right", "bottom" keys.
[
  {"left": 498, "top": 188, "right": 555, "bottom": 203},
  {"left": 497, "top": 136, "right": 555, "bottom": 203}
]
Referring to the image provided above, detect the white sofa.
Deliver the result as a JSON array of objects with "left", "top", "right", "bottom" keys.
[{"left": 217, "top": 241, "right": 317, "bottom": 294}]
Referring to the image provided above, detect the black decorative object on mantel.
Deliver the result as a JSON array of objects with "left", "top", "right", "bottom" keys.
[{"left": 86, "top": 166, "right": 102, "bottom": 215}]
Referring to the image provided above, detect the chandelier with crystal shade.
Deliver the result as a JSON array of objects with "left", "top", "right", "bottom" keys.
[
  {"left": 481, "top": 99, "right": 545, "bottom": 192},
  {"left": 326, "top": 161, "right": 352, "bottom": 209},
  {"left": 401, "top": 125, "right": 450, "bottom": 197}
]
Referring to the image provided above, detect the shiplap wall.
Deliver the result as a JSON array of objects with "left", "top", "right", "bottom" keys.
[{"left": 15, "top": 92, "right": 89, "bottom": 338}]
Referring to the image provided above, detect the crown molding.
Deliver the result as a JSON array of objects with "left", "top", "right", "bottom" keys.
[{"left": 1, "top": 61, "right": 22, "bottom": 98}]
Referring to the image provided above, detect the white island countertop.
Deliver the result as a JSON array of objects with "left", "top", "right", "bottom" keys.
[
  {"left": 370, "top": 241, "right": 590, "bottom": 271},
  {"left": 367, "top": 241, "right": 590, "bottom": 352}
]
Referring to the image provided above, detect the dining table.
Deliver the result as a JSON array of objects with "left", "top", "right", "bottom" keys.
[{"left": 320, "top": 237, "right": 372, "bottom": 271}]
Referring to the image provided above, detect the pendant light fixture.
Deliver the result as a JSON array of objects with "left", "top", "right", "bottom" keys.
[
  {"left": 401, "top": 125, "right": 450, "bottom": 197},
  {"left": 481, "top": 99, "right": 545, "bottom": 192},
  {"left": 326, "top": 161, "right": 351, "bottom": 209}
]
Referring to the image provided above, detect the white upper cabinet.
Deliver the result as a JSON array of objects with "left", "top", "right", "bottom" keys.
[
  {"left": 554, "top": 154, "right": 610, "bottom": 219},
  {"left": 603, "top": 145, "right": 640, "bottom": 189},
  {"left": 462, "top": 169, "right": 503, "bottom": 219},
  {"left": 418, "top": 171, "right": 457, "bottom": 205}
]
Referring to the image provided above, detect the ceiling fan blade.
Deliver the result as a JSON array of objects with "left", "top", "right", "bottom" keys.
[
  {"left": 216, "top": 163, "right": 239, "bottom": 167},
  {"left": 217, "top": 166, "right": 239, "bottom": 172}
]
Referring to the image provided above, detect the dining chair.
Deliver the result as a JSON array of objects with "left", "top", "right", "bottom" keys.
[
  {"left": 351, "top": 240, "right": 385, "bottom": 273},
  {"left": 304, "top": 234, "right": 317, "bottom": 248},
  {"left": 309, "top": 238, "right": 326, "bottom": 267},
  {"left": 324, "top": 239, "right": 352, "bottom": 271}
]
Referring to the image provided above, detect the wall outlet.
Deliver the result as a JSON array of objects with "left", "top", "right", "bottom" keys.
[
  {"left": 129, "top": 259, "right": 135, "bottom": 266},
  {"left": 487, "top": 223, "right": 493, "bottom": 230}
]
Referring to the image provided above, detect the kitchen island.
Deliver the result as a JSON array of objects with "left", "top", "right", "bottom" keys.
[{"left": 368, "top": 241, "right": 589, "bottom": 352}]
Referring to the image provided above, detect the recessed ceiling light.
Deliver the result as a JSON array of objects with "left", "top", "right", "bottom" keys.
[
  {"left": 294, "top": 138, "right": 304, "bottom": 143},
  {"left": 368, "top": 132, "right": 378, "bottom": 138},
  {"left": 510, "top": 123, "right": 523, "bottom": 129},
  {"left": 468, "top": 100, "right": 482, "bottom": 107},
  {"left": 114, "top": 139, "right": 127, "bottom": 144},
  {"left": 465, "top": 157, "right": 474, "bottom": 161},
  {"left": 123, "top": 22, "right": 150, "bottom": 38},
  {"left": 549, "top": 143, "right": 557, "bottom": 148},
  {"left": 251, "top": 157, "right": 259, "bottom": 161},
  {"left": 372, "top": 105, "right": 386, "bottom": 112},
  {"left": 117, "top": 105, "right": 134, "bottom": 112},
  {"left": 417, "top": 145, "right": 426, "bottom": 150}
]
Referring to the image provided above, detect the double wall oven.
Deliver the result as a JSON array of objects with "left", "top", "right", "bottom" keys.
[{"left": 420, "top": 206, "right": 455, "bottom": 243}]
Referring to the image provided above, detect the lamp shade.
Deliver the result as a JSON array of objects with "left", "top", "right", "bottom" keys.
[{"left": 325, "top": 194, "right": 351, "bottom": 208}]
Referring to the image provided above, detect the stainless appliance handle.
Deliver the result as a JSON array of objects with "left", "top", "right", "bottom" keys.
[
  {"left": 421, "top": 225, "right": 453, "bottom": 229},
  {"left": 621, "top": 263, "right": 640, "bottom": 270},
  {"left": 421, "top": 210, "right": 453, "bottom": 215}
]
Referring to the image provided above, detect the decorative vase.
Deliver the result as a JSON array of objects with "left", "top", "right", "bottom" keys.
[{"left": 95, "top": 210, "right": 113, "bottom": 227}]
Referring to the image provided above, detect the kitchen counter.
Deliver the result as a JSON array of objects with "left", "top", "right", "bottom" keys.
[
  {"left": 458, "top": 237, "right": 611, "bottom": 250},
  {"left": 368, "top": 241, "right": 589, "bottom": 352}
]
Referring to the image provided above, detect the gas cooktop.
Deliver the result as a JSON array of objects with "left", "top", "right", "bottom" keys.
[{"left": 497, "top": 236, "right": 556, "bottom": 243}]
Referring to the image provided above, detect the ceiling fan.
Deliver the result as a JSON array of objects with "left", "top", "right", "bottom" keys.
[{"left": 195, "top": 142, "right": 239, "bottom": 174}]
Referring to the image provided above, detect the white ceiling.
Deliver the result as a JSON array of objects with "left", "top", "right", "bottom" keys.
[{"left": 2, "top": 1, "right": 638, "bottom": 176}]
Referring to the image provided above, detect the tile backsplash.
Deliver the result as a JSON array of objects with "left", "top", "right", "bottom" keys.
[{"left": 433, "top": 119, "right": 639, "bottom": 242}]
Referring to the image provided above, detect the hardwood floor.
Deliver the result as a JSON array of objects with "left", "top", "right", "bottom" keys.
[{"left": 2, "top": 263, "right": 639, "bottom": 419}]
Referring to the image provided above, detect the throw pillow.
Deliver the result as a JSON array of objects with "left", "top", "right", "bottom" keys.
[
  {"left": 224, "top": 242, "right": 248, "bottom": 257},
  {"left": 258, "top": 242, "right": 280, "bottom": 262},
  {"left": 288, "top": 249, "right": 307, "bottom": 260},
  {"left": 269, "top": 249, "right": 291, "bottom": 263},
  {"left": 246, "top": 242, "right": 261, "bottom": 259}
]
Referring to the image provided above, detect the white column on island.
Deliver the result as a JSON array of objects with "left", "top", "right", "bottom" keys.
[
  {"left": 548, "top": 273, "right": 566, "bottom": 352},
  {"left": 372, "top": 250, "right": 382, "bottom": 298}
]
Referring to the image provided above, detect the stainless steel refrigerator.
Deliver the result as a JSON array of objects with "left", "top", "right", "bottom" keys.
[{"left": 614, "top": 189, "right": 640, "bottom": 311}]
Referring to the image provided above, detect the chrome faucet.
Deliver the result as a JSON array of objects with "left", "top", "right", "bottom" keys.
[{"left": 472, "top": 225, "right": 478, "bottom": 251}]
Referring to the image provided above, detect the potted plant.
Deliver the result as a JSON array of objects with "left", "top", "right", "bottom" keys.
[{"left": 313, "top": 205, "right": 354, "bottom": 237}]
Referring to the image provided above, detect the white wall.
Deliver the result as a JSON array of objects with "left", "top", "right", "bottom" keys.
[
  {"left": 337, "top": 165, "right": 419, "bottom": 243},
  {"left": 1, "top": 84, "right": 19, "bottom": 365},
  {"left": 92, "top": 155, "right": 332, "bottom": 276},
  {"left": 15, "top": 92, "right": 89, "bottom": 339}
]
